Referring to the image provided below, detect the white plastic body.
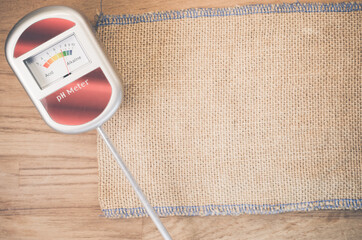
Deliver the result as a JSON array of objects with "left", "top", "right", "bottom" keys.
[{"left": 5, "top": 6, "right": 123, "bottom": 134}]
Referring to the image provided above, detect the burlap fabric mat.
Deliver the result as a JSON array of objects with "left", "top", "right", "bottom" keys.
[{"left": 96, "top": 2, "right": 362, "bottom": 218}]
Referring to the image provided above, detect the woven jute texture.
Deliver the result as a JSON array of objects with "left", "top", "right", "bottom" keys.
[{"left": 96, "top": 2, "right": 362, "bottom": 218}]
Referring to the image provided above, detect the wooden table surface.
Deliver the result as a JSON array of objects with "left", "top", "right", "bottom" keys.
[{"left": 0, "top": 0, "right": 361, "bottom": 239}]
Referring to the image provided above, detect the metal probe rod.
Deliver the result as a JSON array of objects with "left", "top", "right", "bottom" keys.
[{"left": 97, "top": 126, "right": 172, "bottom": 240}]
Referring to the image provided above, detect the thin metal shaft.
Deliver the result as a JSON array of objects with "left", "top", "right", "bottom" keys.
[{"left": 97, "top": 126, "right": 172, "bottom": 240}]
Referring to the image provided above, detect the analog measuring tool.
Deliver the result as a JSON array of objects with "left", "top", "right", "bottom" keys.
[{"left": 5, "top": 6, "right": 172, "bottom": 240}]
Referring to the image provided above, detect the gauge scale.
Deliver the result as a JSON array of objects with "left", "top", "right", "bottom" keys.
[
  {"left": 25, "top": 34, "right": 90, "bottom": 89},
  {"left": 5, "top": 6, "right": 172, "bottom": 240}
]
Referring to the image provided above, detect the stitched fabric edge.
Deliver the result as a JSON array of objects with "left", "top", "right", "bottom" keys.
[{"left": 97, "top": 1, "right": 362, "bottom": 26}]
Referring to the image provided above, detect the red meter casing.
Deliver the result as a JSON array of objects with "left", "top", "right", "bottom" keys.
[{"left": 5, "top": 6, "right": 123, "bottom": 134}]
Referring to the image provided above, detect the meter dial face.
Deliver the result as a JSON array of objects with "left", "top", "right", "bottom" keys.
[{"left": 24, "top": 34, "right": 90, "bottom": 89}]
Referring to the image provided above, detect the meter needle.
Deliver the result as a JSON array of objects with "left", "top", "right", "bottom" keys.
[{"left": 60, "top": 49, "right": 70, "bottom": 74}]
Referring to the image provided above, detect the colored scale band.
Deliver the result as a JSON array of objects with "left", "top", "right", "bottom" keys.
[{"left": 43, "top": 50, "right": 72, "bottom": 68}]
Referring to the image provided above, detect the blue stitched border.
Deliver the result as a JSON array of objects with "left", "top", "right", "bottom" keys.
[
  {"left": 102, "top": 199, "right": 362, "bottom": 218},
  {"left": 97, "top": 1, "right": 362, "bottom": 26}
]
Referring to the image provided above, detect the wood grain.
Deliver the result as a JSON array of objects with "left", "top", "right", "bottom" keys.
[{"left": 0, "top": 0, "right": 361, "bottom": 239}]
